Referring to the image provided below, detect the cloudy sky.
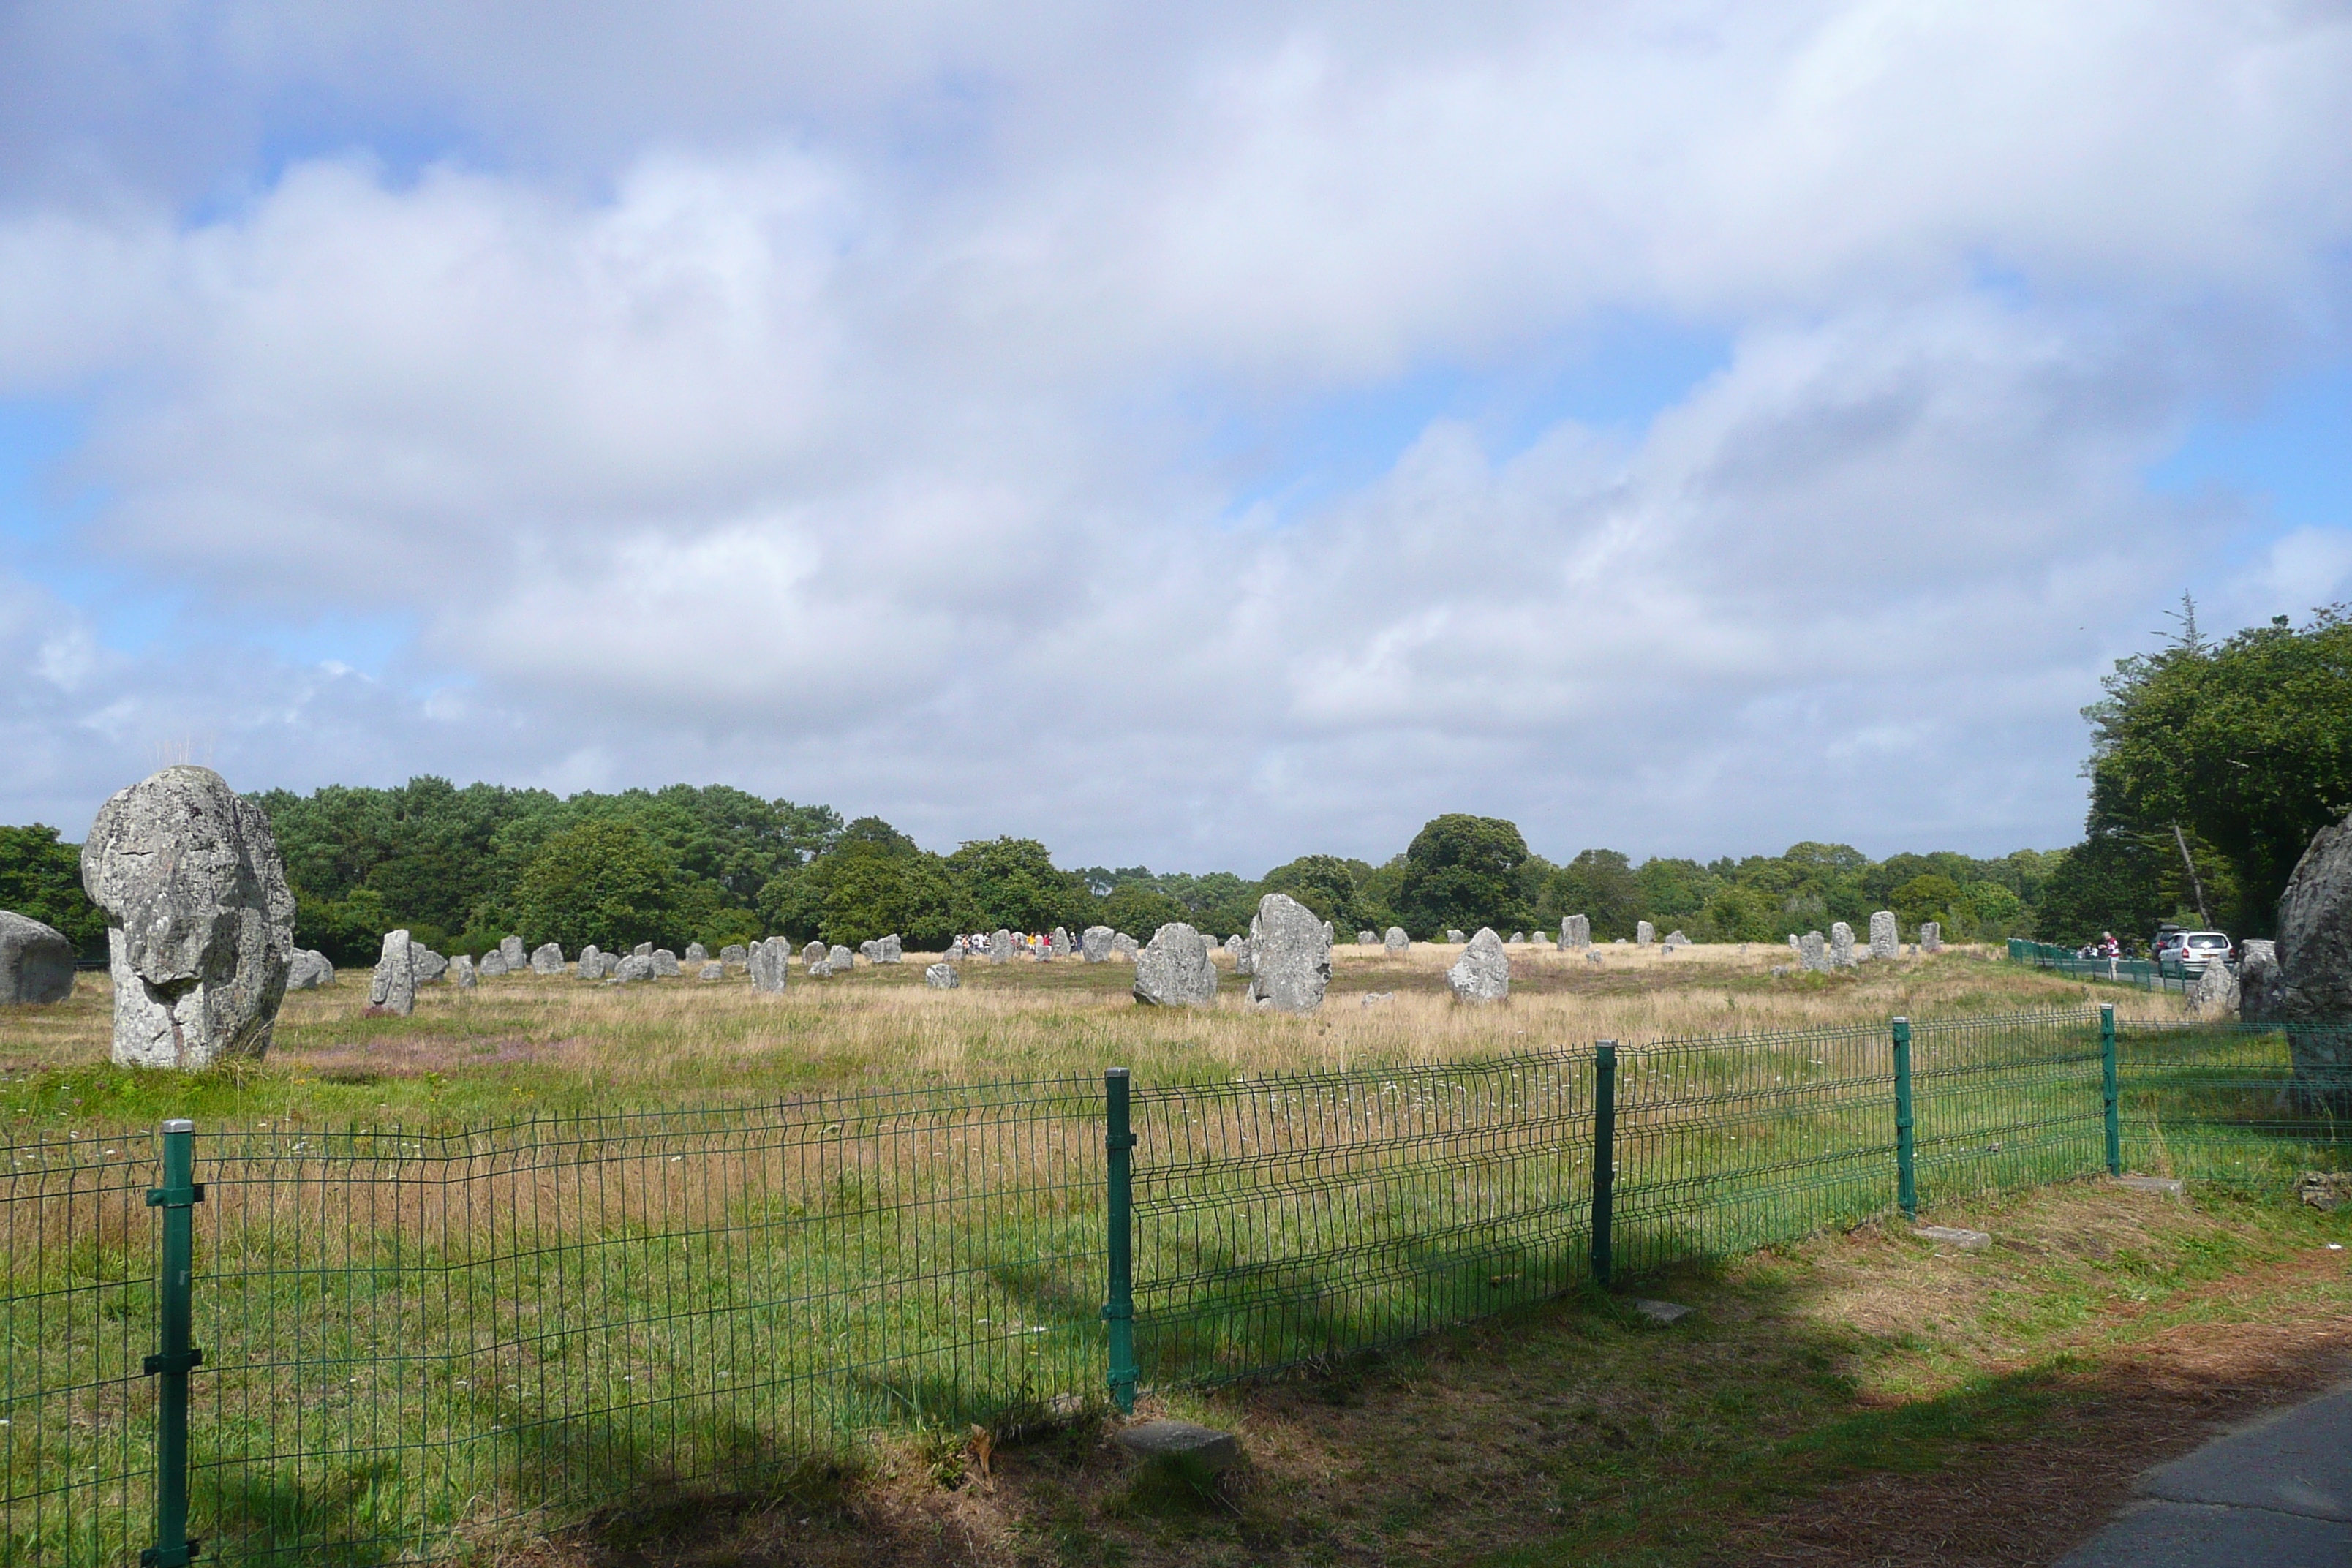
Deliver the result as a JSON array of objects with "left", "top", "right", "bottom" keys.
[{"left": 2, "top": 2, "right": 2348, "bottom": 872}]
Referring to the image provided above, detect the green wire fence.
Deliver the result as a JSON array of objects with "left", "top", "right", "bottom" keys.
[
  {"left": 7, "top": 1007, "right": 2351, "bottom": 1565},
  {"left": 2008, "top": 937, "right": 2198, "bottom": 992}
]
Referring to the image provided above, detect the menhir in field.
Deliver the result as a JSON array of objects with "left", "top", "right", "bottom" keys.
[{"left": 2249, "top": 811, "right": 2352, "bottom": 1115}]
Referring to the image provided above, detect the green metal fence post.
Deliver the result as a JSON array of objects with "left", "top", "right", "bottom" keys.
[
  {"left": 2101, "top": 1004, "right": 2121, "bottom": 1177},
  {"left": 1592, "top": 1042, "right": 1617, "bottom": 1288},
  {"left": 1102, "top": 1069, "right": 1138, "bottom": 1415},
  {"left": 1892, "top": 1019, "right": 1917, "bottom": 1223},
  {"left": 144, "top": 1117, "right": 203, "bottom": 1567}
]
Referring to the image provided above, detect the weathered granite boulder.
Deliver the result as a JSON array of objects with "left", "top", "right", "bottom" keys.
[
  {"left": 284, "top": 948, "right": 334, "bottom": 992},
  {"left": 2188, "top": 958, "right": 2240, "bottom": 1019},
  {"left": 720, "top": 943, "right": 750, "bottom": 970},
  {"left": 1830, "top": 922, "right": 1856, "bottom": 967},
  {"left": 1636, "top": 921, "right": 1654, "bottom": 946},
  {"left": 699, "top": 961, "right": 725, "bottom": 981},
  {"left": 480, "top": 949, "right": 509, "bottom": 977},
  {"left": 827, "top": 944, "right": 853, "bottom": 973},
  {"left": 1112, "top": 932, "right": 1139, "bottom": 960},
  {"left": 2250, "top": 815, "right": 2352, "bottom": 1109},
  {"left": 802, "top": 941, "right": 826, "bottom": 965},
  {"left": 2239, "top": 938, "right": 2280, "bottom": 1019},
  {"left": 632, "top": 943, "right": 653, "bottom": 959},
  {"left": 579, "top": 944, "right": 603, "bottom": 976},
  {"left": 685, "top": 942, "right": 709, "bottom": 964},
  {"left": 807, "top": 958, "right": 833, "bottom": 978},
  {"left": 452, "top": 954, "right": 477, "bottom": 989},
  {"left": 81, "top": 766, "right": 295, "bottom": 1067},
  {"left": 990, "top": 930, "right": 1014, "bottom": 964},
  {"left": 1662, "top": 931, "right": 1688, "bottom": 948},
  {"left": 1247, "top": 894, "right": 1331, "bottom": 1014},
  {"left": 924, "top": 962, "right": 960, "bottom": 989},
  {"left": 1446, "top": 929, "right": 1466, "bottom": 944},
  {"left": 1358, "top": 930, "right": 1377, "bottom": 945},
  {"left": 500, "top": 935, "right": 527, "bottom": 969},
  {"left": 652, "top": 949, "right": 680, "bottom": 977},
  {"left": 614, "top": 953, "right": 654, "bottom": 982},
  {"left": 1509, "top": 932, "right": 1527, "bottom": 945},
  {"left": 859, "top": 939, "right": 878, "bottom": 962},
  {"left": 531, "top": 941, "right": 564, "bottom": 976},
  {"left": 1562, "top": 914, "right": 1589, "bottom": 949},
  {"left": 748, "top": 938, "right": 789, "bottom": 993},
  {"left": 1447, "top": 927, "right": 1509, "bottom": 1003},
  {"left": 1083, "top": 925, "right": 1115, "bottom": 962},
  {"left": 1229, "top": 933, "right": 1255, "bottom": 976},
  {"left": 1050, "top": 927, "right": 1070, "bottom": 960},
  {"left": 0, "top": 911, "right": 77, "bottom": 1004},
  {"left": 1134, "top": 922, "right": 1217, "bottom": 1007},
  {"left": 1384, "top": 926, "right": 1409, "bottom": 953},
  {"left": 1799, "top": 932, "right": 1828, "bottom": 973},
  {"left": 412, "top": 947, "right": 448, "bottom": 984},
  {"left": 369, "top": 930, "right": 418, "bottom": 1017},
  {"left": 1869, "top": 911, "right": 1898, "bottom": 961},
  {"left": 1921, "top": 922, "right": 1943, "bottom": 953}
]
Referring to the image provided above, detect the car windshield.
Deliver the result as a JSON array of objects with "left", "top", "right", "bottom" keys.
[{"left": 2186, "top": 935, "right": 2228, "bottom": 948}]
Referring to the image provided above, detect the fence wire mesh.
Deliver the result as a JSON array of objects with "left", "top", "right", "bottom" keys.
[
  {"left": 2114, "top": 1017, "right": 2352, "bottom": 1190},
  {"left": 2008, "top": 938, "right": 2193, "bottom": 992}
]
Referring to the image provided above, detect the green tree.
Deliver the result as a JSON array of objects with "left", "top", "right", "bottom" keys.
[
  {"left": 1547, "top": 849, "right": 1641, "bottom": 941},
  {"left": 1102, "top": 883, "right": 1192, "bottom": 941},
  {"left": 513, "top": 820, "right": 686, "bottom": 953},
  {"left": 945, "top": 837, "right": 1094, "bottom": 934},
  {"left": 0, "top": 824, "right": 106, "bottom": 957},
  {"left": 1396, "top": 814, "right": 1529, "bottom": 938},
  {"left": 1259, "top": 854, "right": 1364, "bottom": 932}
]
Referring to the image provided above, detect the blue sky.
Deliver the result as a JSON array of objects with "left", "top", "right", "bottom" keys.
[{"left": 1, "top": 2, "right": 2348, "bottom": 872}]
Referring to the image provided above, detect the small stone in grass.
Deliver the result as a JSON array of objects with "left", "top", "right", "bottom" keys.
[
  {"left": 1634, "top": 1299, "right": 1692, "bottom": 1325},
  {"left": 1114, "top": 1419, "right": 1241, "bottom": 1473},
  {"left": 1913, "top": 1225, "right": 1991, "bottom": 1251},
  {"left": 2121, "top": 1175, "right": 2185, "bottom": 1198}
]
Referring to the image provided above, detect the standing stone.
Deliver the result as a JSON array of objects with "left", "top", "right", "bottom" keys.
[
  {"left": 369, "top": 930, "right": 418, "bottom": 1017},
  {"left": 1051, "top": 927, "right": 1071, "bottom": 960},
  {"left": 1247, "top": 893, "right": 1331, "bottom": 1014},
  {"left": 1358, "top": 930, "right": 1378, "bottom": 945},
  {"left": 698, "top": 961, "right": 725, "bottom": 981},
  {"left": 802, "top": 941, "right": 826, "bottom": 965},
  {"left": 1509, "top": 932, "right": 1527, "bottom": 945},
  {"left": 1788, "top": 933, "right": 1801, "bottom": 951},
  {"left": 878, "top": 934, "right": 903, "bottom": 964},
  {"left": 530, "top": 941, "right": 564, "bottom": 976},
  {"left": 1082, "top": 925, "right": 1115, "bottom": 962},
  {"left": 2188, "top": 959, "right": 2239, "bottom": 1019},
  {"left": 412, "top": 947, "right": 448, "bottom": 984},
  {"left": 81, "top": 766, "right": 295, "bottom": 1068},
  {"left": 859, "top": 939, "right": 878, "bottom": 962},
  {"left": 480, "top": 949, "right": 509, "bottom": 977},
  {"left": 2248, "top": 813, "right": 2352, "bottom": 1111},
  {"left": 827, "top": 944, "right": 853, "bottom": 973},
  {"left": 632, "top": 943, "right": 653, "bottom": 959},
  {"left": 1385, "top": 926, "right": 1409, "bottom": 953},
  {"left": 1830, "top": 922, "right": 1856, "bottom": 967},
  {"left": 925, "top": 962, "right": 960, "bottom": 989},
  {"left": 1228, "top": 933, "right": 1256, "bottom": 977},
  {"left": 284, "top": 949, "right": 335, "bottom": 992},
  {"left": 807, "top": 957, "right": 833, "bottom": 978},
  {"left": 1869, "top": 911, "right": 1898, "bottom": 961},
  {"left": 1636, "top": 921, "right": 1655, "bottom": 946},
  {"left": 1134, "top": 922, "right": 1218, "bottom": 1007},
  {"left": 1447, "top": 928, "right": 1510, "bottom": 1003},
  {"left": 1112, "top": 932, "right": 1139, "bottom": 960},
  {"left": 1562, "top": 914, "right": 1590, "bottom": 950},
  {"left": 2239, "top": 938, "right": 2281, "bottom": 1021},
  {"left": 0, "top": 911, "right": 75, "bottom": 1004},
  {"left": 1799, "top": 932, "right": 1828, "bottom": 972},
  {"left": 652, "top": 949, "right": 681, "bottom": 977},
  {"left": 749, "top": 938, "right": 789, "bottom": 994},
  {"left": 990, "top": 930, "right": 1014, "bottom": 965},
  {"left": 579, "top": 944, "right": 603, "bottom": 976},
  {"left": 500, "top": 935, "right": 526, "bottom": 970},
  {"left": 614, "top": 952, "right": 655, "bottom": 982},
  {"left": 1322, "top": 921, "right": 1335, "bottom": 946},
  {"left": 1921, "top": 922, "right": 1943, "bottom": 953},
  {"left": 720, "top": 943, "right": 750, "bottom": 970},
  {"left": 685, "top": 941, "right": 709, "bottom": 964},
  {"left": 452, "top": 954, "right": 477, "bottom": 989},
  {"left": 1662, "top": 931, "right": 1687, "bottom": 948},
  {"left": 1446, "top": 929, "right": 1467, "bottom": 944}
]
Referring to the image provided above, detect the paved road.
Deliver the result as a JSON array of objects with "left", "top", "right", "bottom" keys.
[{"left": 2056, "top": 1384, "right": 2352, "bottom": 1567}]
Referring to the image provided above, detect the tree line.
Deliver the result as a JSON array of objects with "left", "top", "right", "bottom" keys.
[{"left": 0, "top": 782, "right": 2063, "bottom": 965}]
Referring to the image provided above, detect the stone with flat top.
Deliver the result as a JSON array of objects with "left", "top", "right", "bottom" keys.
[
  {"left": 1914, "top": 1225, "right": 1991, "bottom": 1251},
  {"left": 1114, "top": 1419, "right": 1241, "bottom": 1472}
]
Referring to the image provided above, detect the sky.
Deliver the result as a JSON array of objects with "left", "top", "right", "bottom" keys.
[{"left": 1, "top": 1, "right": 2348, "bottom": 875}]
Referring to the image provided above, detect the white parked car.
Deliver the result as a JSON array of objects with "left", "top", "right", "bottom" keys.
[{"left": 2153, "top": 931, "right": 2232, "bottom": 973}]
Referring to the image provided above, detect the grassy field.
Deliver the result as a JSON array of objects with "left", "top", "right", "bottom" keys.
[
  {"left": 0, "top": 947, "right": 2228, "bottom": 1567},
  {"left": 0, "top": 943, "right": 2186, "bottom": 1137}
]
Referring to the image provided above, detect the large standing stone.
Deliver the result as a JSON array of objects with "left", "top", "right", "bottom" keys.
[
  {"left": 284, "top": 948, "right": 335, "bottom": 992},
  {"left": 452, "top": 954, "right": 477, "bottom": 989},
  {"left": 369, "top": 930, "right": 418, "bottom": 1017},
  {"left": 748, "top": 937, "right": 789, "bottom": 993},
  {"left": 802, "top": 940, "right": 826, "bottom": 965},
  {"left": 1869, "top": 911, "right": 1898, "bottom": 961},
  {"left": 652, "top": 949, "right": 681, "bottom": 977},
  {"left": 925, "top": 962, "right": 960, "bottom": 989},
  {"left": 1636, "top": 921, "right": 1655, "bottom": 946},
  {"left": 530, "top": 941, "right": 564, "bottom": 976},
  {"left": 1830, "top": 922, "right": 1856, "bottom": 967},
  {"left": 1921, "top": 921, "right": 1943, "bottom": 954},
  {"left": 2188, "top": 958, "right": 2240, "bottom": 1019},
  {"left": 0, "top": 911, "right": 77, "bottom": 1004},
  {"left": 1662, "top": 931, "right": 1688, "bottom": 948},
  {"left": 412, "top": 947, "right": 448, "bottom": 984},
  {"left": 632, "top": 942, "right": 653, "bottom": 959},
  {"left": 1134, "top": 922, "right": 1218, "bottom": 1007},
  {"left": 480, "top": 949, "right": 509, "bottom": 976},
  {"left": 1357, "top": 930, "right": 1377, "bottom": 945},
  {"left": 1799, "top": 932, "right": 1828, "bottom": 972},
  {"left": 859, "top": 939, "right": 878, "bottom": 962},
  {"left": 2240, "top": 938, "right": 2281, "bottom": 1019},
  {"left": 578, "top": 944, "right": 603, "bottom": 976},
  {"left": 1082, "top": 925, "right": 1115, "bottom": 962},
  {"left": 1384, "top": 926, "right": 1409, "bottom": 953},
  {"left": 827, "top": 944, "right": 853, "bottom": 973},
  {"left": 720, "top": 943, "right": 750, "bottom": 970},
  {"left": 685, "top": 942, "right": 709, "bottom": 964},
  {"left": 1562, "top": 914, "right": 1590, "bottom": 950},
  {"left": 1050, "top": 927, "right": 1070, "bottom": 960},
  {"left": 807, "top": 957, "right": 833, "bottom": 978},
  {"left": 1447, "top": 927, "right": 1510, "bottom": 1003},
  {"left": 2249, "top": 814, "right": 2352, "bottom": 1109},
  {"left": 500, "top": 935, "right": 526, "bottom": 970},
  {"left": 1247, "top": 893, "right": 1331, "bottom": 1014},
  {"left": 878, "top": 934, "right": 902, "bottom": 964},
  {"left": 1445, "top": 929, "right": 1466, "bottom": 944},
  {"left": 1229, "top": 932, "right": 1256, "bottom": 976},
  {"left": 699, "top": 962, "right": 725, "bottom": 981},
  {"left": 1509, "top": 932, "right": 1527, "bottom": 945},
  {"left": 613, "top": 953, "right": 655, "bottom": 982},
  {"left": 81, "top": 766, "right": 295, "bottom": 1068},
  {"left": 990, "top": 930, "right": 1014, "bottom": 965},
  {"left": 1112, "top": 932, "right": 1139, "bottom": 960}
]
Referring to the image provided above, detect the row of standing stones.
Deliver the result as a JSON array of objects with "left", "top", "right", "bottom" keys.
[{"left": 25, "top": 764, "right": 2352, "bottom": 1071}]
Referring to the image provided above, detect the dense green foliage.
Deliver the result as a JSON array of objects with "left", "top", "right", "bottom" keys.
[
  {"left": 4, "top": 779, "right": 2075, "bottom": 964},
  {"left": 2043, "top": 602, "right": 2352, "bottom": 946}
]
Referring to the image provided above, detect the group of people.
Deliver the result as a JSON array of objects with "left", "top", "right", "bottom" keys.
[{"left": 951, "top": 931, "right": 1058, "bottom": 957}]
